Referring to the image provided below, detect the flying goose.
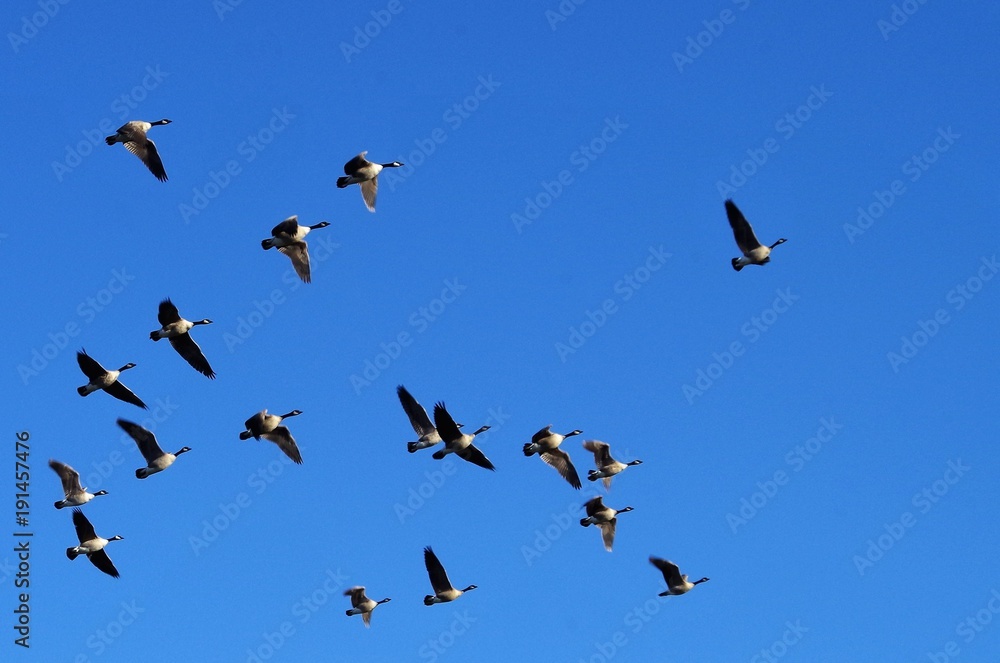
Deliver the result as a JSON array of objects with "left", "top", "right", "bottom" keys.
[
  {"left": 580, "top": 496, "right": 634, "bottom": 551},
  {"left": 117, "top": 419, "right": 191, "bottom": 479},
  {"left": 397, "top": 385, "right": 463, "bottom": 453},
  {"left": 239, "top": 409, "right": 303, "bottom": 464},
  {"left": 344, "top": 586, "right": 391, "bottom": 627},
  {"left": 423, "top": 546, "right": 477, "bottom": 605},
  {"left": 523, "top": 425, "right": 583, "bottom": 489},
  {"left": 725, "top": 199, "right": 787, "bottom": 271},
  {"left": 336, "top": 151, "right": 403, "bottom": 212},
  {"left": 66, "top": 508, "right": 122, "bottom": 578},
  {"left": 150, "top": 298, "right": 215, "bottom": 379},
  {"left": 582, "top": 440, "right": 642, "bottom": 489},
  {"left": 76, "top": 349, "right": 147, "bottom": 409},
  {"left": 432, "top": 403, "right": 494, "bottom": 471},
  {"left": 261, "top": 216, "right": 331, "bottom": 283},
  {"left": 105, "top": 119, "right": 171, "bottom": 181},
  {"left": 649, "top": 556, "right": 710, "bottom": 596},
  {"left": 49, "top": 459, "right": 108, "bottom": 509}
]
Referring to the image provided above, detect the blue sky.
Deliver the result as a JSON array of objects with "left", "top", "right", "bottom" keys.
[{"left": 3, "top": 1, "right": 1000, "bottom": 661}]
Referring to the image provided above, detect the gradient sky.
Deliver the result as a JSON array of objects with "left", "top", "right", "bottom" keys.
[{"left": 3, "top": 1, "right": 1000, "bottom": 661}]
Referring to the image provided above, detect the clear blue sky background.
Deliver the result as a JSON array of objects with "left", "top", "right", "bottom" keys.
[{"left": 3, "top": 1, "right": 1000, "bottom": 661}]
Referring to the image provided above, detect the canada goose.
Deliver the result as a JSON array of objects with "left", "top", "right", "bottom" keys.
[
  {"left": 66, "top": 508, "right": 122, "bottom": 578},
  {"left": 344, "top": 586, "right": 391, "bottom": 627},
  {"left": 261, "top": 216, "right": 331, "bottom": 283},
  {"left": 76, "top": 349, "right": 147, "bottom": 409},
  {"left": 431, "top": 403, "right": 494, "bottom": 471},
  {"left": 117, "top": 419, "right": 191, "bottom": 479},
  {"left": 336, "top": 151, "right": 403, "bottom": 212},
  {"left": 149, "top": 298, "right": 215, "bottom": 379},
  {"left": 423, "top": 546, "right": 476, "bottom": 605},
  {"left": 582, "top": 440, "right": 642, "bottom": 489},
  {"left": 105, "top": 119, "right": 171, "bottom": 181},
  {"left": 49, "top": 459, "right": 108, "bottom": 509},
  {"left": 726, "top": 199, "right": 787, "bottom": 271},
  {"left": 579, "top": 496, "right": 633, "bottom": 551},
  {"left": 397, "top": 385, "right": 464, "bottom": 453},
  {"left": 649, "top": 556, "right": 710, "bottom": 596},
  {"left": 239, "top": 409, "right": 303, "bottom": 464},
  {"left": 523, "top": 425, "right": 583, "bottom": 489}
]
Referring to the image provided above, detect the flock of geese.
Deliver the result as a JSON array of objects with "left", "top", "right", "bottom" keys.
[{"left": 50, "top": 116, "right": 784, "bottom": 628}]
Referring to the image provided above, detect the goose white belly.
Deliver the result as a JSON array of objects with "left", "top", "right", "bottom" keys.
[
  {"left": 741, "top": 246, "right": 771, "bottom": 264},
  {"left": 411, "top": 431, "right": 444, "bottom": 449},
  {"left": 96, "top": 370, "right": 120, "bottom": 388},
  {"left": 433, "top": 588, "right": 463, "bottom": 603},
  {"left": 159, "top": 320, "right": 194, "bottom": 337},
  {"left": 64, "top": 492, "right": 96, "bottom": 506},
  {"left": 358, "top": 163, "right": 383, "bottom": 180},
  {"left": 77, "top": 537, "right": 110, "bottom": 553},
  {"left": 149, "top": 454, "right": 176, "bottom": 472}
]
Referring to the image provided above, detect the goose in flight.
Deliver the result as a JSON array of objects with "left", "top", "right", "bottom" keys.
[
  {"left": 397, "top": 385, "right": 462, "bottom": 453},
  {"left": 725, "top": 199, "right": 787, "bottom": 271},
  {"left": 261, "top": 216, "right": 331, "bottom": 283},
  {"left": 150, "top": 298, "right": 215, "bottom": 379},
  {"left": 344, "top": 586, "right": 391, "bottom": 627},
  {"left": 523, "top": 425, "right": 583, "bottom": 489},
  {"left": 76, "top": 349, "right": 146, "bottom": 409},
  {"left": 582, "top": 440, "right": 642, "bottom": 489},
  {"left": 649, "top": 556, "right": 710, "bottom": 596},
  {"left": 117, "top": 419, "right": 191, "bottom": 479},
  {"left": 432, "top": 402, "right": 494, "bottom": 471},
  {"left": 49, "top": 459, "right": 108, "bottom": 509},
  {"left": 66, "top": 508, "right": 123, "bottom": 578},
  {"left": 336, "top": 151, "right": 403, "bottom": 212},
  {"left": 579, "top": 496, "right": 633, "bottom": 551},
  {"left": 239, "top": 409, "right": 304, "bottom": 464},
  {"left": 105, "top": 119, "right": 171, "bottom": 181},
  {"left": 423, "top": 546, "right": 477, "bottom": 605}
]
